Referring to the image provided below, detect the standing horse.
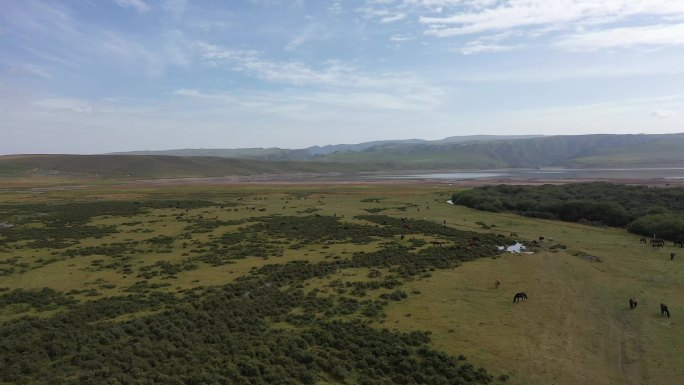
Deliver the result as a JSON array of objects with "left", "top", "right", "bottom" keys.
[
  {"left": 629, "top": 298, "right": 638, "bottom": 309},
  {"left": 495, "top": 279, "right": 501, "bottom": 289},
  {"left": 661, "top": 303, "right": 671, "bottom": 318}
]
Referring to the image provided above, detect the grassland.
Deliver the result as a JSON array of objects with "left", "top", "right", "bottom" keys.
[{"left": 1, "top": 180, "right": 682, "bottom": 384}]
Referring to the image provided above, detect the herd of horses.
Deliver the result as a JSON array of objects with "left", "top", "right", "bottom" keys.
[
  {"left": 640, "top": 237, "right": 684, "bottom": 248},
  {"left": 506, "top": 282, "right": 671, "bottom": 317},
  {"left": 627, "top": 298, "right": 670, "bottom": 318},
  {"left": 499, "top": 234, "right": 676, "bottom": 319}
]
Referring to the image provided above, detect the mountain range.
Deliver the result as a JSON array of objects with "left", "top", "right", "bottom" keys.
[{"left": 2, "top": 133, "right": 684, "bottom": 178}]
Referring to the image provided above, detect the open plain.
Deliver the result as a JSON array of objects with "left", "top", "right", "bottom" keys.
[{"left": 1, "top": 177, "right": 682, "bottom": 384}]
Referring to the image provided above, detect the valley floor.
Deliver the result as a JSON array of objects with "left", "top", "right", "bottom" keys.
[{"left": 0, "top": 179, "right": 681, "bottom": 384}]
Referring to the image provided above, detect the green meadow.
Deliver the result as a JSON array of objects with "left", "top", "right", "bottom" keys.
[{"left": 0, "top": 180, "right": 682, "bottom": 384}]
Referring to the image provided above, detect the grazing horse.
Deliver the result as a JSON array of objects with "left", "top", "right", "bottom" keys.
[
  {"left": 629, "top": 298, "right": 638, "bottom": 309},
  {"left": 539, "top": 236, "right": 545, "bottom": 241},
  {"left": 674, "top": 240, "right": 684, "bottom": 248},
  {"left": 640, "top": 238, "right": 647, "bottom": 244},
  {"left": 651, "top": 239, "right": 665, "bottom": 248},
  {"left": 513, "top": 292, "right": 528, "bottom": 303},
  {"left": 661, "top": 303, "right": 671, "bottom": 318},
  {"left": 495, "top": 279, "right": 501, "bottom": 289},
  {"left": 510, "top": 232, "right": 518, "bottom": 238}
]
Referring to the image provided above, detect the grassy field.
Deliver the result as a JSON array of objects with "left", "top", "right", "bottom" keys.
[{"left": 1, "top": 180, "right": 682, "bottom": 384}]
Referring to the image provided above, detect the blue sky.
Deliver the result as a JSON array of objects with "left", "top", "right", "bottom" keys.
[{"left": 1, "top": 0, "right": 684, "bottom": 154}]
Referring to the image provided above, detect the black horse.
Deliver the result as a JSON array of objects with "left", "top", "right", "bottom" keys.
[
  {"left": 661, "top": 303, "right": 671, "bottom": 318},
  {"left": 513, "top": 292, "right": 528, "bottom": 303},
  {"left": 629, "top": 298, "right": 638, "bottom": 309}
]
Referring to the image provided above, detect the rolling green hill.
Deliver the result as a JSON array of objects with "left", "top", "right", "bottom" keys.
[
  {"left": 315, "top": 133, "right": 684, "bottom": 168},
  {"left": 0, "top": 155, "right": 382, "bottom": 178},
  {"left": 566, "top": 138, "right": 684, "bottom": 168},
  {"left": 3, "top": 134, "right": 684, "bottom": 179}
]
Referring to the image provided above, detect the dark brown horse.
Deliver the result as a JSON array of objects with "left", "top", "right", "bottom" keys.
[
  {"left": 651, "top": 239, "right": 665, "bottom": 248},
  {"left": 661, "top": 303, "right": 671, "bottom": 318},
  {"left": 513, "top": 292, "right": 528, "bottom": 303},
  {"left": 629, "top": 298, "right": 638, "bottom": 309}
]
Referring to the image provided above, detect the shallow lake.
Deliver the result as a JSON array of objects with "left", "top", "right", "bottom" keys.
[{"left": 382, "top": 168, "right": 684, "bottom": 181}]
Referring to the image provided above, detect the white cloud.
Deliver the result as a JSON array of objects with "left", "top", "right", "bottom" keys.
[
  {"left": 419, "top": 0, "right": 684, "bottom": 37},
  {"left": 390, "top": 34, "right": 414, "bottom": 42},
  {"left": 285, "top": 23, "right": 330, "bottom": 51},
  {"left": 459, "top": 42, "right": 521, "bottom": 55},
  {"left": 556, "top": 23, "right": 684, "bottom": 51},
  {"left": 113, "top": 0, "right": 151, "bottom": 14},
  {"left": 650, "top": 109, "right": 679, "bottom": 119},
  {"left": 195, "top": 41, "right": 442, "bottom": 97},
  {"left": 33, "top": 98, "right": 94, "bottom": 114},
  {"left": 380, "top": 13, "right": 407, "bottom": 23}
]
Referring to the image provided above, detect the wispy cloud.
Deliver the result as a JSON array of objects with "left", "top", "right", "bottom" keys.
[
  {"left": 285, "top": 22, "right": 331, "bottom": 51},
  {"left": 650, "top": 109, "right": 679, "bottom": 119},
  {"left": 419, "top": 1, "right": 684, "bottom": 37},
  {"left": 1, "top": 62, "right": 52, "bottom": 78},
  {"left": 162, "top": 0, "right": 188, "bottom": 18},
  {"left": 113, "top": 0, "right": 151, "bottom": 14},
  {"left": 33, "top": 98, "right": 94, "bottom": 114},
  {"left": 556, "top": 23, "right": 684, "bottom": 51},
  {"left": 390, "top": 34, "right": 414, "bottom": 42},
  {"left": 357, "top": 0, "right": 684, "bottom": 54},
  {"left": 174, "top": 86, "right": 443, "bottom": 113},
  {"left": 195, "top": 41, "right": 440, "bottom": 94},
  {"left": 459, "top": 42, "right": 521, "bottom": 55},
  {"left": 380, "top": 13, "right": 407, "bottom": 23}
]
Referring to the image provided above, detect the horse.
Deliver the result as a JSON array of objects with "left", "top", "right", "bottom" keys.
[
  {"left": 539, "top": 236, "right": 545, "bottom": 241},
  {"left": 495, "top": 279, "right": 501, "bottom": 289},
  {"left": 629, "top": 298, "right": 638, "bottom": 309},
  {"left": 510, "top": 232, "right": 518, "bottom": 238},
  {"left": 513, "top": 292, "right": 528, "bottom": 303},
  {"left": 640, "top": 238, "right": 647, "bottom": 244},
  {"left": 672, "top": 253, "right": 676, "bottom": 261},
  {"left": 661, "top": 303, "right": 671, "bottom": 318},
  {"left": 674, "top": 240, "right": 684, "bottom": 248}
]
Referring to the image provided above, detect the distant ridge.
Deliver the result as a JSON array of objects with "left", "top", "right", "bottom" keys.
[
  {"left": 3, "top": 133, "right": 684, "bottom": 178},
  {"left": 110, "top": 135, "right": 543, "bottom": 160},
  {"left": 0, "top": 154, "right": 382, "bottom": 178}
]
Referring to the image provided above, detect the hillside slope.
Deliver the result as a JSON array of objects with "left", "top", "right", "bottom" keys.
[
  {"left": 0, "top": 155, "right": 382, "bottom": 178},
  {"left": 315, "top": 133, "right": 684, "bottom": 168}
]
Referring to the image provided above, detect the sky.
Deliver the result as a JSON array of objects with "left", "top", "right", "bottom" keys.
[{"left": 1, "top": 0, "right": 684, "bottom": 154}]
